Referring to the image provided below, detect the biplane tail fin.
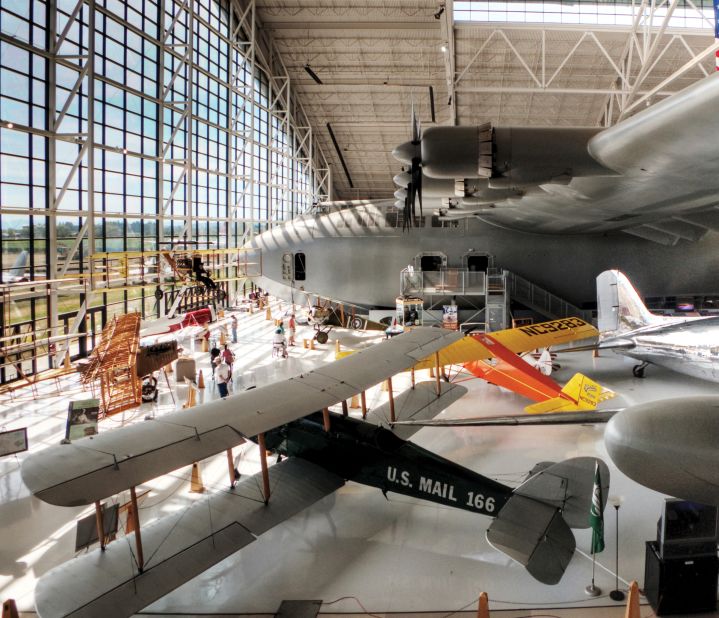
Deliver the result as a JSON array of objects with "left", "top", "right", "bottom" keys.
[
  {"left": 524, "top": 373, "right": 615, "bottom": 414},
  {"left": 487, "top": 457, "right": 609, "bottom": 585},
  {"left": 597, "top": 269, "right": 662, "bottom": 335}
]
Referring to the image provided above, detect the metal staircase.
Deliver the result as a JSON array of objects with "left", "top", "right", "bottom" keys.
[{"left": 504, "top": 270, "right": 593, "bottom": 322}]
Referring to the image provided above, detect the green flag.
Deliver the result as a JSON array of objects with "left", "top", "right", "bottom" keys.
[{"left": 589, "top": 461, "right": 605, "bottom": 554}]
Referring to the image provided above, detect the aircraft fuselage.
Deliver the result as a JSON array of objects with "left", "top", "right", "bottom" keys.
[
  {"left": 612, "top": 317, "right": 719, "bottom": 382},
  {"left": 247, "top": 206, "right": 719, "bottom": 310},
  {"left": 263, "top": 411, "right": 510, "bottom": 517}
]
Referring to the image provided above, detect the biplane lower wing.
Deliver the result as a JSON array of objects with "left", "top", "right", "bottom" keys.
[
  {"left": 364, "top": 380, "right": 468, "bottom": 439},
  {"left": 22, "top": 328, "right": 461, "bottom": 507},
  {"left": 34, "top": 458, "right": 344, "bottom": 618}
]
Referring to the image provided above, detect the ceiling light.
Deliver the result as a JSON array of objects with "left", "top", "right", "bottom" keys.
[
  {"left": 440, "top": 43, "right": 448, "bottom": 53},
  {"left": 6, "top": 122, "right": 14, "bottom": 128}
]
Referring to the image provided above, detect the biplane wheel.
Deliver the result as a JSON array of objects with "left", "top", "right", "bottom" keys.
[
  {"left": 632, "top": 364, "right": 646, "bottom": 378},
  {"left": 316, "top": 331, "right": 329, "bottom": 345},
  {"left": 349, "top": 316, "right": 364, "bottom": 330}
]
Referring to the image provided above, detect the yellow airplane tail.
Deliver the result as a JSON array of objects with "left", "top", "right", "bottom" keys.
[{"left": 524, "top": 373, "right": 615, "bottom": 414}]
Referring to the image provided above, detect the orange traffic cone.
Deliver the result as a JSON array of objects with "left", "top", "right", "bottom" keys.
[
  {"left": 624, "top": 581, "right": 640, "bottom": 618},
  {"left": 3, "top": 599, "right": 19, "bottom": 618},
  {"left": 197, "top": 370, "right": 205, "bottom": 389},
  {"left": 477, "top": 592, "right": 489, "bottom": 618},
  {"left": 265, "top": 306, "right": 272, "bottom": 321}
]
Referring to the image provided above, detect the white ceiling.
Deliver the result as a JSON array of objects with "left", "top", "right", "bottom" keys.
[{"left": 256, "top": 0, "right": 717, "bottom": 199}]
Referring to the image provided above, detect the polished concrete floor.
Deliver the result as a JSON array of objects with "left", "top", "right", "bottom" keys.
[{"left": 1, "top": 300, "right": 718, "bottom": 617}]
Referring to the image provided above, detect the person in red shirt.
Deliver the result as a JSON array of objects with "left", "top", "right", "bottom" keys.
[
  {"left": 288, "top": 314, "right": 296, "bottom": 346},
  {"left": 221, "top": 344, "right": 235, "bottom": 371}
]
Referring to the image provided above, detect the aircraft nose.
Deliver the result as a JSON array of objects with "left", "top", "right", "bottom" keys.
[{"left": 605, "top": 397, "right": 719, "bottom": 506}]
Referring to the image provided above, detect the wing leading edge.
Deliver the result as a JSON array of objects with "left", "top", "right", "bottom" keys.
[{"left": 22, "top": 328, "right": 462, "bottom": 507}]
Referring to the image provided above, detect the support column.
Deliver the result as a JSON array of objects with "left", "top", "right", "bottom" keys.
[
  {"left": 129, "top": 487, "right": 144, "bottom": 572},
  {"left": 435, "top": 351, "right": 441, "bottom": 396},
  {"left": 341, "top": 399, "right": 348, "bottom": 417},
  {"left": 226, "top": 448, "right": 236, "bottom": 488},
  {"left": 257, "top": 433, "right": 270, "bottom": 503},
  {"left": 322, "top": 407, "right": 331, "bottom": 431},
  {"left": 94, "top": 501, "right": 105, "bottom": 551},
  {"left": 360, "top": 391, "right": 367, "bottom": 419},
  {"left": 387, "top": 376, "right": 395, "bottom": 424}
]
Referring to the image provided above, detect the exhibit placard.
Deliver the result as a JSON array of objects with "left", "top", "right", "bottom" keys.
[
  {"left": 65, "top": 399, "right": 100, "bottom": 441},
  {"left": 0, "top": 427, "right": 28, "bottom": 457}
]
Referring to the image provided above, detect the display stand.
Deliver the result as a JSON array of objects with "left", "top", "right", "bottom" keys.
[{"left": 395, "top": 297, "right": 423, "bottom": 329}]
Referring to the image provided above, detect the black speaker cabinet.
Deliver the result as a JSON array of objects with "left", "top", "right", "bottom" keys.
[{"left": 644, "top": 541, "right": 718, "bottom": 615}]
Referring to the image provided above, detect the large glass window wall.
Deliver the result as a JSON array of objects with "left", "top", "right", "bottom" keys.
[{"left": 0, "top": 0, "right": 323, "bottom": 382}]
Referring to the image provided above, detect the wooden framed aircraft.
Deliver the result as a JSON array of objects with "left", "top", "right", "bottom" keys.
[{"left": 21, "top": 329, "right": 609, "bottom": 618}]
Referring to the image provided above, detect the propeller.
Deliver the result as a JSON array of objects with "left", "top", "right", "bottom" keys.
[
  {"left": 391, "top": 105, "right": 424, "bottom": 230},
  {"left": 408, "top": 106, "right": 423, "bottom": 225}
]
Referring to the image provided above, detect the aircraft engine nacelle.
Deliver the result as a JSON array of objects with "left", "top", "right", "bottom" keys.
[
  {"left": 421, "top": 125, "right": 493, "bottom": 179},
  {"left": 489, "top": 127, "right": 608, "bottom": 188}
]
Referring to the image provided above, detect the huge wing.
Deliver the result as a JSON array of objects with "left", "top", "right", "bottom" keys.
[
  {"left": 461, "top": 74, "right": 719, "bottom": 243},
  {"left": 22, "top": 328, "right": 461, "bottom": 507},
  {"left": 34, "top": 459, "right": 343, "bottom": 618}
]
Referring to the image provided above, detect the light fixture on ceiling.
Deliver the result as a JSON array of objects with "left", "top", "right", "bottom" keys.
[
  {"left": 440, "top": 43, "right": 448, "bottom": 53},
  {"left": 304, "top": 64, "right": 323, "bottom": 85},
  {"left": 6, "top": 121, "right": 14, "bottom": 128}
]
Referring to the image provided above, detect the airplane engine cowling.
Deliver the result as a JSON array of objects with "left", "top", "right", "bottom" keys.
[{"left": 421, "top": 124, "right": 493, "bottom": 179}]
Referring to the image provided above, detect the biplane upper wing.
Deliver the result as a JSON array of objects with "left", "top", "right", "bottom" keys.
[
  {"left": 411, "top": 317, "right": 597, "bottom": 371},
  {"left": 22, "top": 328, "right": 462, "bottom": 507},
  {"left": 34, "top": 458, "right": 344, "bottom": 618}
]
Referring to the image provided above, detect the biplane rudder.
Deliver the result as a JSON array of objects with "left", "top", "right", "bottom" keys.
[
  {"left": 524, "top": 373, "right": 614, "bottom": 414},
  {"left": 487, "top": 457, "right": 610, "bottom": 585}
]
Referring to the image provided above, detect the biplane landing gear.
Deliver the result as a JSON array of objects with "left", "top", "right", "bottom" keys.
[{"left": 632, "top": 362, "right": 649, "bottom": 378}]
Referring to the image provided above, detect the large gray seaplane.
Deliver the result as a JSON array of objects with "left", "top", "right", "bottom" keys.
[
  {"left": 22, "top": 329, "right": 608, "bottom": 617},
  {"left": 248, "top": 73, "right": 719, "bottom": 311}
]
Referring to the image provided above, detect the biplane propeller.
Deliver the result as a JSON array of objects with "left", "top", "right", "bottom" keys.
[{"left": 22, "top": 329, "right": 609, "bottom": 618}]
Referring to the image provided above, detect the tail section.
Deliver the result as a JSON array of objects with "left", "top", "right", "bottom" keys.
[
  {"left": 487, "top": 457, "right": 610, "bottom": 585},
  {"left": 8, "top": 250, "right": 28, "bottom": 279},
  {"left": 524, "top": 373, "right": 615, "bottom": 414},
  {"left": 597, "top": 270, "right": 661, "bottom": 335}
]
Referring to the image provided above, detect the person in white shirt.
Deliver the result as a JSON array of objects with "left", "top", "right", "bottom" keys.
[
  {"left": 273, "top": 328, "right": 287, "bottom": 358},
  {"left": 215, "top": 359, "right": 232, "bottom": 398}
]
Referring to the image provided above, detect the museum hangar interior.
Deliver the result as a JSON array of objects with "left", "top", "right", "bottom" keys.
[{"left": 1, "top": 1, "right": 719, "bottom": 617}]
